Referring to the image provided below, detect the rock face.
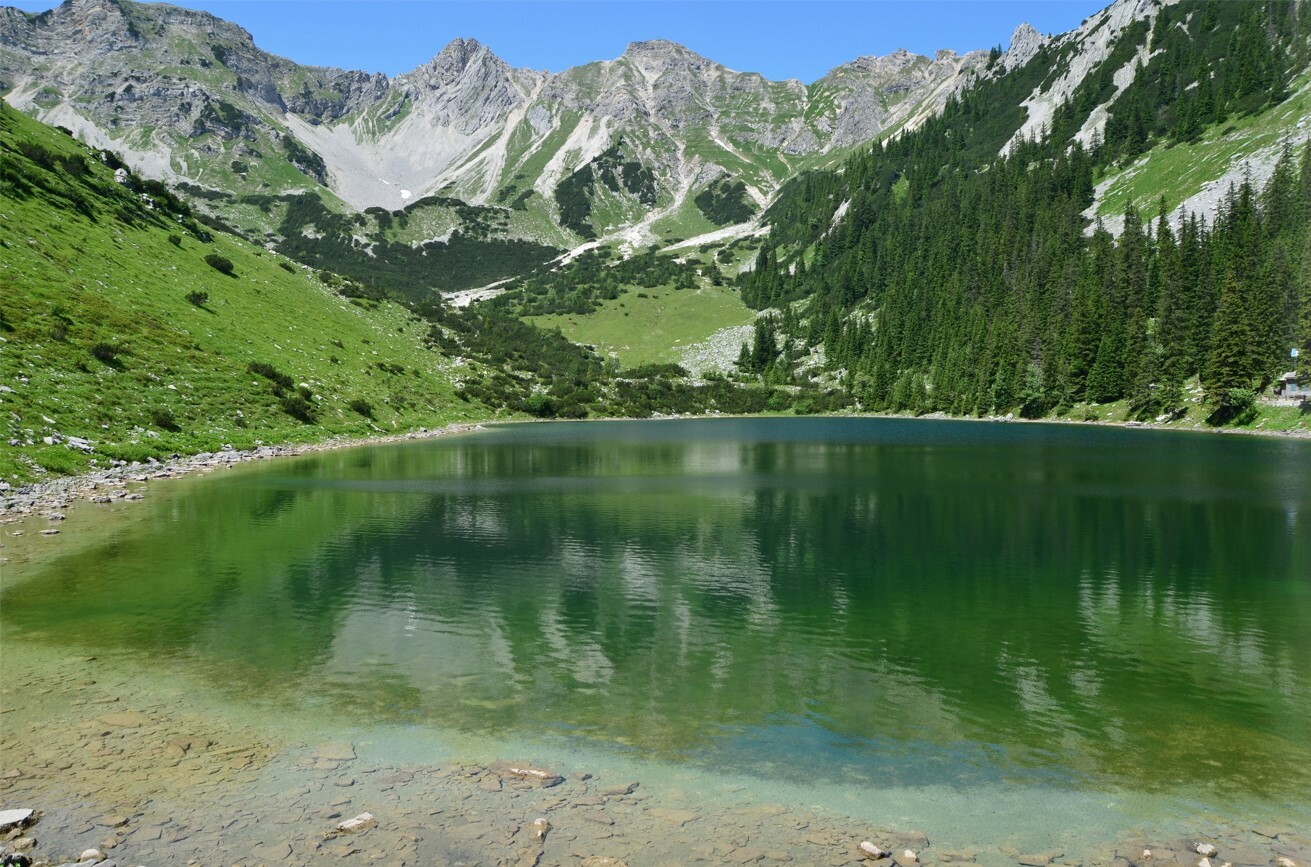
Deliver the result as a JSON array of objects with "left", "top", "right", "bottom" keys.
[{"left": 0, "top": 0, "right": 991, "bottom": 233}]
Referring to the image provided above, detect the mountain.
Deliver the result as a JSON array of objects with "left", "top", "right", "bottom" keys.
[
  {"left": 0, "top": 0, "right": 996, "bottom": 256},
  {"left": 736, "top": 0, "right": 1311, "bottom": 426}
]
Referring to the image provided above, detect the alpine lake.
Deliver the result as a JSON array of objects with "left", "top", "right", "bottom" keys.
[{"left": 2, "top": 417, "right": 1309, "bottom": 867}]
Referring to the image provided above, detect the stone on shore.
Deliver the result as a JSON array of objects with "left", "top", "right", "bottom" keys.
[
  {"left": 903, "top": 850, "right": 918, "bottom": 862},
  {"left": 0, "top": 809, "right": 34, "bottom": 831},
  {"left": 78, "top": 849, "right": 104, "bottom": 863},
  {"left": 1195, "top": 844, "right": 1219, "bottom": 858},
  {"left": 530, "top": 817, "right": 551, "bottom": 840}
]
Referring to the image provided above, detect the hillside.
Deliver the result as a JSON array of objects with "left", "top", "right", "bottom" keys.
[
  {"left": 733, "top": 0, "right": 1311, "bottom": 426},
  {"left": 0, "top": 101, "right": 484, "bottom": 482}
]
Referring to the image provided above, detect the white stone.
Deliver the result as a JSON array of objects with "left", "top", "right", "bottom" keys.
[
  {"left": 0, "top": 808, "right": 34, "bottom": 830},
  {"left": 903, "top": 850, "right": 918, "bottom": 862},
  {"left": 1198, "top": 858, "right": 1212, "bottom": 867},
  {"left": 1274, "top": 858, "right": 1297, "bottom": 867},
  {"left": 1195, "top": 844, "right": 1219, "bottom": 858},
  {"left": 1142, "top": 850, "right": 1152, "bottom": 861},
  {"left": 335, "top": 812, "right": 376, "bottom": 833},
  {"left": 80, "top": 848, "right": 106, "bottom": 862},
  {"left": 859, "top": 841, "right": 890, "bottom": 860},
  {"left": 531, "top": 817, "right": 551, "bottom": 840}
]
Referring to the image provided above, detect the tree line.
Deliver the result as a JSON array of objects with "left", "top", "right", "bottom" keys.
[{"left": 738, "top": 0, "right": 1311, "bottom": 421}]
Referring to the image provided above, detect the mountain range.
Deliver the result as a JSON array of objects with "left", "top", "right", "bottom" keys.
[{"left": 1, "top": 0, "right": 1043, "bottom": 250}]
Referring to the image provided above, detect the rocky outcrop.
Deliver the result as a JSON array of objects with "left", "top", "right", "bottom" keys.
[{"left": 1001, "top": 23, "right": 1047, "bottom": 72}]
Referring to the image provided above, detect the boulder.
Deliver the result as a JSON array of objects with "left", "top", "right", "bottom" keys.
[{"left": 0, "top": 809, "right": 34, "bottom": 832}]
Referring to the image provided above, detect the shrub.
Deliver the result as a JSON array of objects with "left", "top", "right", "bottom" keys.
[
  {"left": 185, "top": 290, "right": 208, "bottom": 306},
  {"left": 204, "top": 253, "right": 235, "bottom": 276},
  {"left": 150, "top": 407, "right": 179, "bottom": 431},
  {"left": 168, "top": 233, "right": 182, "bottom": 247},
  {"left": 278, "top": 261, "right": 295, "bottom": 273},
  {"left": 89, "top": 342, "right": 118, "bottom": 364},
  {"left": 279, "top": 393, "right": 318, "bottom": 423},
  {"left": 347, "top": 398, "right": 374, "bottom": 418},
  {"left": 246, "top": 361, "right": 294, "bottom": 390}
]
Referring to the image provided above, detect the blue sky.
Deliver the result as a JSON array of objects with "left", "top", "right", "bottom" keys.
[{"left": 12, "top": 1, "right": 1108, "bottom": 81}]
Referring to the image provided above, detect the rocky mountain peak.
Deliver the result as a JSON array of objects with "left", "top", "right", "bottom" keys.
[
  {"left": 432, "top": 37, "right": 486, "bottom": 70},
  {"left": 621, "top": 39, "right": 717, "bottom": 75},
  {"left": 1002, "top": 22, "right": 1046, "bottom": 71},
  {"left": 404, "top": 36, "right": 510, "bottom": 91}
]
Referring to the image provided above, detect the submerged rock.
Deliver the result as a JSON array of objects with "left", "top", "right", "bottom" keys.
[
  {"left": 860, "top": 841, "right": 890, "bottom": 860},
  {"left": 335, "top": 813, "right": 376, "bottom": 834},
  {"left": 494, "top": 763, "right": 564, "bottom": 788}
]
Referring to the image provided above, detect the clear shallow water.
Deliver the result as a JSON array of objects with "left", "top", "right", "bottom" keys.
[{"left": 5, "top": 418, "right": 1311, "bottom": 847}]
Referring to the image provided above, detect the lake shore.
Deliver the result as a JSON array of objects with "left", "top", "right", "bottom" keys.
[
  {"left": 2, "top": 408, "right": 1308, "bottom": 525},
  {"left": 2, "top": 638, "right": 1308, "bottom": 867},
  {"left": 0, "top": 421, "right": 489, "bottom": 523}
]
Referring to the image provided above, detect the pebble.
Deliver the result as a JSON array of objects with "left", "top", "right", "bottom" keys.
[
  {"left": 1196, "top": 844, "right": 1219, "bottom": 858},
  {"left": 903, "top": 851, "right": 918, "bottom": 862},
  {"left": 78, "top": 849, "right": 104, "bottom": 863}
]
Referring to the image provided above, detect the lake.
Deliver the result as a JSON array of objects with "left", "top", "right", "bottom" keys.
[{"left": 4, "top": 417, "right": 1310, "bottom": 864}]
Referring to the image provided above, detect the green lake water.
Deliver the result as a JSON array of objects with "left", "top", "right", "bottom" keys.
[{"left": 5, "top": 417, "right": 1311, "bottom": 853}]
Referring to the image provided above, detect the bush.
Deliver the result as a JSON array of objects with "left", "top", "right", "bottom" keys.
[
  {"left": 246, "top": 361, "right": 293, "bottom": 390},
  {"left": 185, "top": 290, "right": 208, "bottom": 306},
  {"left": 89, "top": 342, "right": 118, "bottom": 364},
  {"left": 279, "top": 393, "right": 318, "bottom": 423},
  {"left": 278, "top": 261, "right": 295, "bottom": 273},
  {"left": 347, "top": 398, "right": 374, "bottom": 418},
  {"left": 204, "top": 253, "right": 235, "bottom": 276},
  {"left": 168, "top": 233, "right": 182, "bottom": 247},
  {"left": 150, "top": 407, "right": 179, "bottom": 431}
]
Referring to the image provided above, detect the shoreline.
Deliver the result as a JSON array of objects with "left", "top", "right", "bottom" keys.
[
  {"left": 2, "top": 409, "right": 1308, "bottom": 524},
  {"left": 0, "top": 421, "right": 489, "bottom": 523}
]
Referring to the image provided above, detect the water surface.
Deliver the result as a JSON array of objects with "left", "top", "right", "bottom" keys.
[{"left": 5, "top": 418, "right": 1310, "bottom": 851}]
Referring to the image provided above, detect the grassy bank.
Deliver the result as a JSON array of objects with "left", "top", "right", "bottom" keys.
[{"left": 0, "top": 103, "right": 486, "bottom": 485}]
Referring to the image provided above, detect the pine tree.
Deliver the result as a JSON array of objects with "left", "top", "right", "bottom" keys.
[{"left": 1205, "top": 271, "right": 1260, "bottom": 395}]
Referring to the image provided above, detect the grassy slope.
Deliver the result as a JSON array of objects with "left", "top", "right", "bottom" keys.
[
  {"left": 1095, "top": 73, "right": 1311, "bottom": 218},
  {"left": 0, "top": 105, "right": 486, "bottom": 484},
  {"left": 527, "top": 279, "right": 752, "bottom": 368}
]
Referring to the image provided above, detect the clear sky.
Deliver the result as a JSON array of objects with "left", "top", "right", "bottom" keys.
[{"left": 11, "top": 1, "right": 1109, "bottom": 82}]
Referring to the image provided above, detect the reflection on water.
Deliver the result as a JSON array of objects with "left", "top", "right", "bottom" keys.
[{"left": 5, "top": 418, "right": 1310, "bottom": 807}]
